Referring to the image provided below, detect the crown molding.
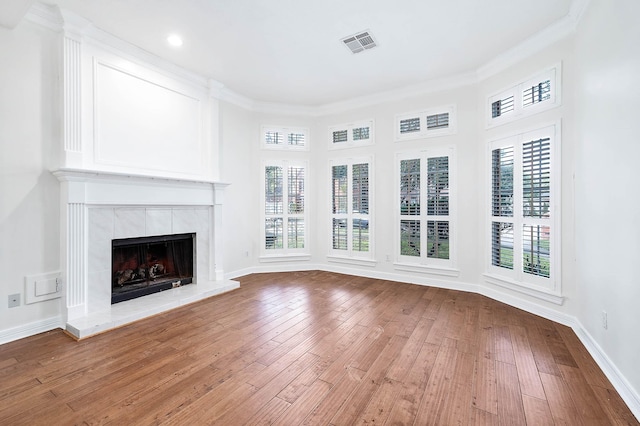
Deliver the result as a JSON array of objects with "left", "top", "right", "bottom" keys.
[
  {"left": 219, "top": 0, "right": 590, "bottom": 116},
  {"left": 23, "top": 0, "right": 591, "bottom": 117},
  {"left": 314, "top": 72, "right": 477, "bottom": 117},
  {"left": 24, "top": 2, "right": 61, "bottom": 31},
  {"left": 476, "top": 0, "right": 590, "bottom": 81}
]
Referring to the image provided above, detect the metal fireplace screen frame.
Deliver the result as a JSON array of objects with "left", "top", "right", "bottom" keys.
[{"left": 111, "top": 233, "right": 195, "bottom": 304}]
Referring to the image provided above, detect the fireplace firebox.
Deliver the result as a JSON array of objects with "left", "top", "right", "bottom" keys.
[{"left": 111, "top": 233, "right": 195, "bottom": 304}]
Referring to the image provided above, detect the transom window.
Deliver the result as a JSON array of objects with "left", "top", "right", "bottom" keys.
[
  {"left": 395, "top": 105, "right": 457, "bottom": 141},
  {"left": 486, "top": 64, "right": 560, "bottom": 127},
  {"left": 328, "top": 120, "right": 374, "bottom": 149},
  {"left": 261, "top": 125, "right": 309, "bottom": 150}
]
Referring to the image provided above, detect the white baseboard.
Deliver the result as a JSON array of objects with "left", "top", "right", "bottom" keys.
[
  {"left": 569, "top": 319, "right": 640, "bottom": 422},
  {"left": 0, "top": 316, "right": 63, "bottom": 345}
]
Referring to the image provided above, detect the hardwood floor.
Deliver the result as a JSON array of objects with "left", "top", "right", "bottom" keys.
[{"left": 1, "top": 271, "right": 637, "bottom": 425}]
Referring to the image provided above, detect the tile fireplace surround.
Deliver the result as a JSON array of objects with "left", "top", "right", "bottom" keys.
[{"left": 53, "top": 169, "right": 239, "bottom": 339}]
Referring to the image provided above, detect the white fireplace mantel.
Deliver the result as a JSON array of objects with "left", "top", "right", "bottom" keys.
[{"left": 53, "top": 168, "right": 238, "bottom": 339}]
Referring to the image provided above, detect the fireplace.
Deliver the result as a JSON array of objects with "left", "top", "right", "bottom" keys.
[
  {"left": 112, "top": 233, "right": 195, "bottom": 304},
  {"left": 54, "top": 168, "right": 239, "bottom": 339}
]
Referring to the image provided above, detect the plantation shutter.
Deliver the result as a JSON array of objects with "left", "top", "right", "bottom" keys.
[{"left": 426, "top": 113, "right": 449, "bottom": 129}]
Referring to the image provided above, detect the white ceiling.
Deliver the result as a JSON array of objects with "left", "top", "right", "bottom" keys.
[{"left": 27, "top": 0, "right": 576, "bottom": 106}]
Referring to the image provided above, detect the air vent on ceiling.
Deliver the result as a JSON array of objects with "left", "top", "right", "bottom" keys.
[{"left": 341, "top": 30, "right": 377, "bottom": 54}]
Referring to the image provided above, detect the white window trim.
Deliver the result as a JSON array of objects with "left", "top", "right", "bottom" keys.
[
  {"left": 395, "top": 146, "right": 458, "bottom": 275},
  {"left": 395, "top": 105, "right": 457, "bottom": 142},
  {"left": 261, "top": 125, "right": 310, "bottom": 151},
  {"left": 486, "top": 63, "right": 562, "bottom": 129},
  {"left": 259, "top": 159, "right": 310, "bottom": 260},
  {"left": 484, "top": 121, "right": 562, "bottom": 302},
  {"left": 328, "top": 119, "right": 375, "bottom": 150},
  {"left": 328, "top": 156, "right": 375, "bottom": 264}
]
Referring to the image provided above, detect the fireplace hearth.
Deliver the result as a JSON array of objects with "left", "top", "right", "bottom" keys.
[{"left": 112, "top": 233, "right": 195, "bottom": 304}]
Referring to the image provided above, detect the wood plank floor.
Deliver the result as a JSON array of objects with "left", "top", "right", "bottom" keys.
[{"left": 1, "top": 271, "right": 637, "bottom": 425}]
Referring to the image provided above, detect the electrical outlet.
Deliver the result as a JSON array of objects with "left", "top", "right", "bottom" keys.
[
  {"left": 602, "top": 311, "right": 608, "bottom": 329},
  {"left": 8, "top": 293, "right": 20, "bottom": 308}
]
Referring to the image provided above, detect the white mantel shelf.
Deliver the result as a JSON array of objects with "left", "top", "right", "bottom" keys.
[{"left": 53, "top": 168, "right": 229, "bottom": 187}]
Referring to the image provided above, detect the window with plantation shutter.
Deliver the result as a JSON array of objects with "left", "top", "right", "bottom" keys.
[
  {"left": 486, "top": 64, "right": 560, "bottom": 128},
  {"left": 396, "top": 147, "right": 456, "bottom": 274},
  {"left": 400, "top": 117, "right": 421, "bottom": 134},
  {"left": 491, "top": 95, "right": 515, "bottom": 118},
  {"left": 486, "top": 124, "right": 560, "bottom": 301},
  {"left": 261, "top": 125, "right": 309, "bottom": 150},
  {"left": 523, "top": 80, "right": 551, "bottom": 108},
  {"left": 329, "top": 158, "right": 374, "bottom": 262},
  {"left": 261, "top": 160, "right": 309, "bottom": 259},
  {"left": 333, "top": 130, "right": 348, "bottom": 144},
  {"left": 328, "top": 120, "right": 374, "bottom": 149},
  {"left": 426, "top": 113, "right": 449, "bottom": 129},
  {"left": 395, "top": 105, "right": 457, "bottom": 141}
]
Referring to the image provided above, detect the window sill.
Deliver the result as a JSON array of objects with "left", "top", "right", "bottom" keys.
[
  {"left": 327, "top": 255, "right": 377, "bottom": 268},
  {"left": 393, "top": 262, "right": 459, "bottom": 277},
  {"left": 483, "top": 273, "right": 563, "bottom": 305},
  {"left": 259, "top": 254, "right": 311, "bottom": 263}
]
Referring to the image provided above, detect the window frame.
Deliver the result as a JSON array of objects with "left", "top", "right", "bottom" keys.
[
  {"left": 486, "top": 64, "right": 561, "bottom": 129},
  {"left": 328, "top": 119, "right": 375, "bottom": 150},
  {"left": 395, "top": 146, "right": 457, "bottom": 276},
  {"left": 260, "top": 159, "right": 310, "bottom": 261},
  {"left": 484, "top": 122, "right": 562, "bottom": 303},
  {"left": 395, "top": 105, "right": 457, "bottom": 142},
  {"left": 261, "top": 125, "right": 310, "bottom": 151},
  {"left": 327, "top": 156, "right": 375, "bottom": 265}
]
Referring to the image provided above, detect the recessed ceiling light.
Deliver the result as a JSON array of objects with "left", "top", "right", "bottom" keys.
[{"left": 167, "top": 34, "right": 183, "bottom": 47}]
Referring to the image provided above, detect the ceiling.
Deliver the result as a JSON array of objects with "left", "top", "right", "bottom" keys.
[{"left": 14, "top": 0, "right": 577, "bottom": 106}]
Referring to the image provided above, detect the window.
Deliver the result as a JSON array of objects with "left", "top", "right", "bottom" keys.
[
  {"left": 396, "top": 147, "right": 456, "bottom": 274},
  {"left": 395, "top": 105, "right": 457, "bottom": 141},
  {"left": 328, "top": 120, "right": 374, "bottom": 149},
  {"left": 261, "top": 125, "right": 309, "bottom": 150},
  {"left": 486, "top": 124, "right": 560, "bottom": 300},
  {"left": 261, "top": 161, "right": 309, "bottom": 258},
  {"left": 329, "top": 158, "right": 374, "bottom": 262},
  {"left": 486, "top": 64, "right": 561, "bottom": 128}
]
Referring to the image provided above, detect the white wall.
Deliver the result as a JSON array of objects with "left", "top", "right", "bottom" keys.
[
  {"left": 574, "top": 0, "right": 640, "bottom": 403},
  {"left": 0, "top": 21, "right": 61, "bottom": 332},
  {"left": 218, "top": 102, "right": 258, "bottom": 274}
]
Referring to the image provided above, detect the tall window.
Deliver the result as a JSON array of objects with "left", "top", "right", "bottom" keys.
[
  {"left": 329, "top": 158, "right": 373, "bottom": 260},
  {"left": 262, "top": 161, "right": 307, "bottom": 256},
  {"left": 487, "top": 124, "right": 559, "bottom": 295},
  {"left": 397, "top": 147, "right": 455, "bottom": 272}
]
